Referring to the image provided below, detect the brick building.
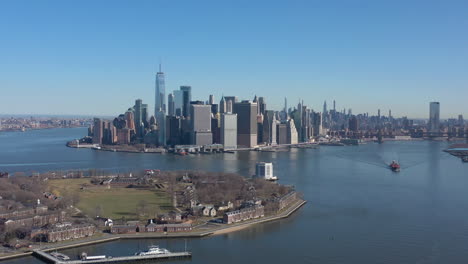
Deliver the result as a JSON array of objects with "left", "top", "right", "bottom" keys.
[
  {"left": 0, "top": 206, "right": 66, "bottom": 231},
  {"left": 0, "top": 205, "right": 48, "bottom": 219},
  {"left": 31, "top": 223, "right": 96, "bottom": 242},
  {"left": 270, "top": 191, "right": 297, "bottom": 212},
  {"left": 111, "top": 222, "right": 192, "bottom": 234},
  {"left": 223, "top": 205, "right": 265, "bottom": 224}
]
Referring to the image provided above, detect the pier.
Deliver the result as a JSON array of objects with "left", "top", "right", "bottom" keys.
[{"left": 32, "top": 249, "right": 191, "bottom": 264}]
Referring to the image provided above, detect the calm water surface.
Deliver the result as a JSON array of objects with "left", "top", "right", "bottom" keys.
[{"left": 2, "top": 128, "right": 468, "bottom": 264}]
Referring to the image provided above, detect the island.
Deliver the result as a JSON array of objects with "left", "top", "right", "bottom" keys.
[{"left": 0, "top": 168, "right": 306, "bottom": 261}]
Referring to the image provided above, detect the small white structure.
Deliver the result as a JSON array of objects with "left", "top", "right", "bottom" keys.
[
  {"left": 256, "top": 162, "right": 278, "bottom": 181},
  {"left": 105, "top": 219, "right": 113, "bottom": 227}
]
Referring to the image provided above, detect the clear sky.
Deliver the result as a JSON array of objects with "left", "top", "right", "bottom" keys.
[{"left": 0, "top": 0, "right": 467, "bottom": 118}]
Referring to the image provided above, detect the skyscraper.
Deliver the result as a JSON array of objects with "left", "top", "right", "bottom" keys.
[
  {"left": 92, "top": 118, "right": 103, "bottom": 145},
  {"left": 287, "top": 119, "right": 298, "bottom": 144},
  {"left": 312, "top": 112, "right": 322, "bottom": 136},
  {"left": 291, "top": 102, "right": 303, "bottom": 142},
  {"left": 322, "top": 101, "right": 328, "bottom": 128},
  {"left": 258, "top": 97, "right": 266, "bottom": 115},
  {"left": 211, "top": 114, "right": 221, "bottom": 144},
  {"left": 180, "top": 86, "right": 192, "bottom": 118},
  {"left": 284, "top": 97, "right": 288, "bottom": 113},
  {"left": 166, "top": 116, "right": 181, "bottom": 146},
  {"left": 190, "top": 104, "right": 212, "bottom": 145},
  {"left": 277, "top": 123, "right": 287, "bottom": 144},
  {"left": 223, "top": 96, "right": 238, "bottom": 114},
  {"left": 226, "top": 99, "right": 233, "bottom": 114},
  {"left": 155, "top": 65, "right": 166, "bottom": 114},
  {"left": 233, "top": 100, "right": 258, "bottom": 148},
  {"left": 155, "top": 65, "right": 166, "bottom": 145},
  {"left": 349, "top": 115, "right": 359, "bottom": 132},
  {"left": 125, "top": 110, "right": 135, "bottom": 131},
  {"left": 301, "top": 105, "right": 311, "bottom": 142},
  {"left": 429, "top": 102, "right": 440, "bottom": 135},
  {"left": 221, "top": 113, "right": 237, "bottom": 149},
  {"left": 141, "top": 103, "right": 148, "bottom": 126},
  {"left": 134, "top": 99, "right": 144, "bottom": 139},
  {"left": 168, "top": 93, "right": 175, "bottom": 117},
  {"left": 173, "top": 90, "right": 183, "bottom": 116},
  {"left": 262, "top": 110, "right": 277, "bottom": 145},
  {"left": 209, "top": 94, "right": 215, "bottom": 105},
  {"left": 219, "top": 96, "right": 226, "bottom": 114}
]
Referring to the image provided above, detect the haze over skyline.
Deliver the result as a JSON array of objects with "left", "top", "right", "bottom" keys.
[{"left": 1, "top": 0, "right": 467, "bottom": 118}]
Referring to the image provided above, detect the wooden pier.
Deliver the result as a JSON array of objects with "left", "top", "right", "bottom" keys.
[{"left": 33, "top": 249, "right": 191, "bottom": 264}]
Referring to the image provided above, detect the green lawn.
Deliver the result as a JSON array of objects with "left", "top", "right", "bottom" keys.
[{"left": 47, "top": 179, "right": 173, "bottom": 220}]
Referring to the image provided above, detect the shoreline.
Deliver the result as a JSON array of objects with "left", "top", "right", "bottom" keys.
[
  {"left": 0, "top": 199, "right": 306, "bottom": 262},
  {"left": 0, "top": 126, "right": 87, "bottom": 133},
  {"left": 65, "top": 137, "right": 468, "bottom": 155}
]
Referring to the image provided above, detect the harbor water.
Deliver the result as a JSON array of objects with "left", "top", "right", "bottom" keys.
[{"left": 1, "top": 128, "right": 468, "bottom": 264}]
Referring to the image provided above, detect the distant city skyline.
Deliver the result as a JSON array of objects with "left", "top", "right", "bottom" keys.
[{"left": 1, "top": 1, "right": 467, "bottom": 118}]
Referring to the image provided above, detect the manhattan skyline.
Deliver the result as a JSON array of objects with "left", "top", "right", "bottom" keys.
[{"left": 1, "top": 0, "right": 467, "bottom": 118}]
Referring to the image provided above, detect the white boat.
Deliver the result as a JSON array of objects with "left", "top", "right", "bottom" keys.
[
  {"left": 82, "top": 255, "right": 107, "bottom": 260},
  {"left": 50, "top": 252, "right": 70, "bottom": 261},
  {"left": 135, "top": 245, "right": 171, "bottom": 256},
  {"left": 266, "top": 176, "right": 278, "bottom": 181}
]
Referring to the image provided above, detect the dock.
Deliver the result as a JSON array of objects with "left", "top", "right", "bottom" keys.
[{"left": 33, "top": 249, "right": 191, "bottom": 264}]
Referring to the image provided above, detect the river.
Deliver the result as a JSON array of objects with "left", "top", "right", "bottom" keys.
[{"left": 2, "top": 128, "right": 468, "bottom": 264}]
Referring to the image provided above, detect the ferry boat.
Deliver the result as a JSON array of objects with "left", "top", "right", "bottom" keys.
[
  {"left": 389, "top": 160, "right": 400, "bottom": 172},
  {"left": 135, "top": 245, "right": 171, "bottom": 256}
]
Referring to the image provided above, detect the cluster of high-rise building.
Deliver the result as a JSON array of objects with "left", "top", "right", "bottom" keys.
[
  {"left": 90, "top": 67, "right": 327, "bottom": 149},
  {"left": 0, "top": 117, "right": 90, "bottom": 132},
  {"left": 323, "top": 101, "right": 466, "bottom": 139},
  {"left": 90, "top": 67, "right": 467, "bottom": 148}
]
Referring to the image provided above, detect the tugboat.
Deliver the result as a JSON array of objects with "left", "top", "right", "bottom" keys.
[
  {"left": 389, "top": 160, "right": 400, "bottom": 172},
  {"left": 135, "top": 245, "right": 171, "bottom": 256}
]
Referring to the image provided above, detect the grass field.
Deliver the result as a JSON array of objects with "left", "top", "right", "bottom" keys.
[{"left": 47, "top": 179, "right": 173, "bottom": 220}]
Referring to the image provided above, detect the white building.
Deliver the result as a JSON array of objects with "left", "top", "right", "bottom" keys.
[
  {"left": 256, "top": 162, "right": 275, "bottom": 180},
  {"left": 287, "top": 119, "right": 298, "bottom": 144},
  {"left": 221, "top": 113, "right": 237, "bottom": 150}
]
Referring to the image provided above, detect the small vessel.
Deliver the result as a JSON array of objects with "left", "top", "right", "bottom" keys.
[
  {"left": 81, "top": 252, "right": 107, "bottom": 261},
  {"left": 462, "top": 156, "right": 468, "bottom": 163},
  {"left": 50, "top": 252, "right": 70, "bottom": 261},
  {"left": 389, "top": 160, "right": 400, "bottom": 172},
  {"left": 266, "top": 176, "right": 278, "bottom": 181},
  {"left": 135, "top": 245, "right": 171, "bottom": 256}
]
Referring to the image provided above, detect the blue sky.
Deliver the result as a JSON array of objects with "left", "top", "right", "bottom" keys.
[{"left": 0, "top": 0, "right": 467, "bottom": 118}]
